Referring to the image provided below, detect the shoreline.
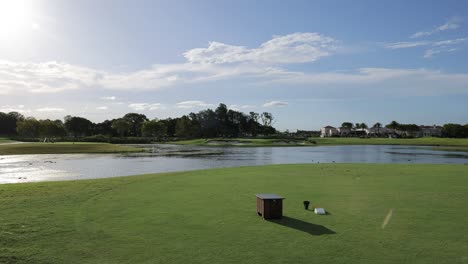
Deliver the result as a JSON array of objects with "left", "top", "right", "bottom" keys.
[
  {"left": 169, "top": 137, "right": 468, "bottom": 148},
  {"left": 0, "top": 137, "right": 467, "bottom": 155},
  {"left": 0, "top": 142, "right": 145, "bottom": 155}
]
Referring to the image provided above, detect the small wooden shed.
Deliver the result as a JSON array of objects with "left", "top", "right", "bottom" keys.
[{"left": 256, "top": 194, "right": 285, "bottom": 219}]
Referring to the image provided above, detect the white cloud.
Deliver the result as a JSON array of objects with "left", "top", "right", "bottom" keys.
[
  {"left": 385, "top": 37, "right": 467, "bottom": 58},
  {"left": 128, "top": 103, "right": 163, "bottom": 111},
  {"left": 266, "top": 67, "right": 468, "bottom": 96},
  {"left": 100, "top": 96, "right": 116, "bottom": 101},
  {"left": 433, "top": 38, "right": 468, "bottom": 46},
  {"left": 423, "top": 47, "right": 457, "bottom": 58},
  {"left": 229, "top": 104, "right": 255, "bottom": 111},
  {"left": 263, "top": 101, "right": 288, "bottom": 107},
  {"left": 175, "top": 101, "right": 213, "bottom": 109},
  {"left": 0, "top": 60, "right": 99, "bottom": 94},
  {"left": 384, "top": 41, "right": 430, "bottom": 49},
  {"left": 184, "top": 33, "right": 337, "bottom": 64},
  {"left": 411, "top": 17, "right": 462, "bottom": 38},
  {"left": 36, "top": 107, "right": 65, "bottom": 112},
  {"left": 0, "top": 31, "right": 467, "bottom": 100},
  {"left": 0, "top": 105, "right": 31, "bottom": 113},
  {"left": 0, "top": 33, "right": 335, "bottom": 95},
  {"left": 32, "top": 23, "right": 40, "bottom": 30},
  {"left": 96, "top": 106, "right": 108, "bottom": 110},
  {"left": 424, "top": 38, "right": 467, "bottom": 58},
  {"left": 385, "top": 38, "right": 467, "bottom": 50}
]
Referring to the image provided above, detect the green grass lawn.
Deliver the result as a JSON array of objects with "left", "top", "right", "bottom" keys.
[
  {"left": 0, "top": 142, "right": 143, "bottom": 155},
  {"left": 1, "top": 164, "right": 467, "bottom": 263},
  {"left": 170, "top": 138, "right": 314, "bottom": 146},
  {"left": 170, "top": 137, "right": 468, "bottom": 148},
  {"left": 0, "top": 137, "right": 15, "bottom": 144}
]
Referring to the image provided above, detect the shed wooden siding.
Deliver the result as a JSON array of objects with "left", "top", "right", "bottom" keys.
[{"left": 256, "top": 194, "right": 284, "bottom": 219}]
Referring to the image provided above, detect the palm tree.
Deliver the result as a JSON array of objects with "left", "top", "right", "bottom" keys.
[
  {"left": 373, "top": 122, "right": 382, "bottom": 135},
  {"left": 341, "top": 122, "right": 353, "bottom": 129},
  {"left": 386, "top": 121, "right": 400, "bottom": 130}
]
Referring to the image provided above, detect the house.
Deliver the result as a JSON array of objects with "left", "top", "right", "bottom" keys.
[
  {"left": 418, "top": 125, "right": 443, "bottom": 137},
  {"left": 337, "top": 127, "right": 351, "bottom": 136},
  {"left": 321, "top": 124, "right": 443, "bottom": 138},
  {"left": 320, "top": 126, "right": 338, "bottom": 137},
  {"left": 366, "top": 127, "right": 393, "bottom": 137}
]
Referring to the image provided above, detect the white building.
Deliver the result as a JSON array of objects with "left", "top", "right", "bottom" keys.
[
  {"left": 320, "top": 126, "right": 338, "bottom": 137},
  {"left": 320, "top": 124, "right": 443, "bottom": 138},
  {"left": 418, "top": 125, "right": 443, "bottom": 137},
  {"left": 337, "top": 127, "right": 351, "bottom": 136}
]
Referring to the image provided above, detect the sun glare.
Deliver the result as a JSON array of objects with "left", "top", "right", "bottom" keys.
[{"left": 0, "top": 0, "right": 35, "bottom": 36}]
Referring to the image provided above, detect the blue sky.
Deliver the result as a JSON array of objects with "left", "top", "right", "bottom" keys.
[{"left": 0, "top": 0, "right": 467, "bottom": 130}]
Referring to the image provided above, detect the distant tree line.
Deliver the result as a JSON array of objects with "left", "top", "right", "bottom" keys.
[
  {"left": 0, "top": 104, "right": 277, "bottom": 141},
  {"left": 441, "top": 123, "right": 468, "bottom": 138},
  {"left": 339, "top": 121, "right": 420, "bottom": 131},
  {"left": 383, "top": 121, "right": 421, "bottom": 132}
]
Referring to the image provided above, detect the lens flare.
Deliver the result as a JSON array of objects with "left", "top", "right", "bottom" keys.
[{"left": 381, "top": 208, "right": 393, "bottom": 229}]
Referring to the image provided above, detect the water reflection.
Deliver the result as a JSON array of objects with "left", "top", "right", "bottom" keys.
[{"left": 0, "top": 145, "right": 467, "bottom": 184}]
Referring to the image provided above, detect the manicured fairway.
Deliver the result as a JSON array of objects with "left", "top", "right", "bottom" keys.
[
  {"left": 1, "top": 164, "right": 468, "bottom": 263},
  {"left": 171, "top": 137, "right": 468, "bottom": 148},
  {"left": 0, "top": 142, "right": 143, "bottom": 155},
  {"left": 170, "top": 138, "right": 314, "bottom": 146}
]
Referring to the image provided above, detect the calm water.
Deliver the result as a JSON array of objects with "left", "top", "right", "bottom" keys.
[{"left": 1, "top": 144, "right": 467, "bottom": 184}]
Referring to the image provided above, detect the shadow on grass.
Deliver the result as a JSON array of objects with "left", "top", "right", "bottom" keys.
[{"left": 267, "top": 216, "right": 336, "bottom": 236}]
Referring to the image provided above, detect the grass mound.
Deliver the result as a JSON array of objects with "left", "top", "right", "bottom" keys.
[{"left": 1, "top": 164, "right": 467, "bottom": 263}]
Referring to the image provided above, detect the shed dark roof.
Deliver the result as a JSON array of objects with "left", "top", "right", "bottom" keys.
[{"left": 256, "top": 194, "right": 285, "bottom": 200}]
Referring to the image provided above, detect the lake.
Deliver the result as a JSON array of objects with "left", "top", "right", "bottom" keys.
[{"left": 1, "top": 144, "right": 467, "bottom": 184}]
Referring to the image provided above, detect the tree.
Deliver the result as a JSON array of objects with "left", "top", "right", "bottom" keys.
[
  {"left": 94, "top": 120, "right": 116, "bottom": 136},
  {"left": 215, "top": 104, "right": 229, "bottom": 136},
  {"left": 123, "top": 113, "right": 148, "bottom": 137},
  {"left": 196, "top": 109, "right": 218, "bottom": 137},
  {"left": 16, "top": 118, "right": 40, "bottom": 137},
  {"left": 442, "top": 123, "right": 467, "bottom": 138},
  {"left": 64, "top": 116, "right": 94, "bottom": 137},
  {"left": 373, "top": 122, "right": 382, "bottom": 134},
  {"left": 4, "top": 102, "right": 280, "bottom": 140},
  {"left": 386, "top": 121, "right": 400, "bottom": 130},
  {"left": 341, "top": 122, "right": 353, "bottom": 129},
  {"left": 38, "top": 119, "right": 66, "bottom": 138},
  {"left": 141, "top": 120, "right": 167, "bottom": 137},
  {"left": 112, "top": 119, "right": 131, "bottom": 137},
  {"left": 261, "top": 112, "right": 274, "bottom": 127},
  {"left": 248, "top": 112, "right": 260, "bottom": 136},
  {"left": 0, "top": 112, "right": 24, "bottom": 135},
  {"left": 360, "top": 123, "right": 368, "bottom": 129},
  {"left": 175, "top": 115, "right": 199, "bottom": 138},
  {"left": 226, "top": 109, "right": 245, "bottom": 137},
  {"left": 160, "top": 118, "right": 177, "bottom": 137}
]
